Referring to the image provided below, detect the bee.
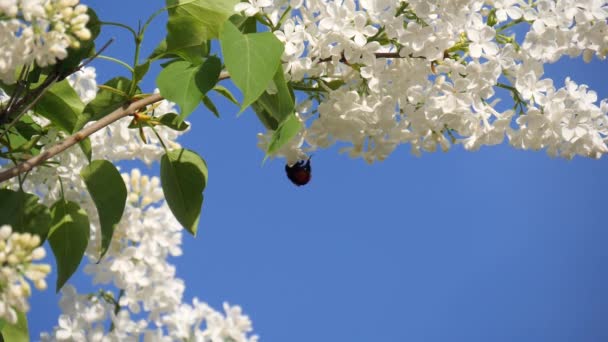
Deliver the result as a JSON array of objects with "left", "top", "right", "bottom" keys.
[{"left": 285, "top": 159, "right": 311, "bottom": 186}]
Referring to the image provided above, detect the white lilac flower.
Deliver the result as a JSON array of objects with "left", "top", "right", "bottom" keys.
[
  {"left": 0, "top": 0, "right": 91, "bottom": 83},
  {"left": 0, "top": 225, "right": 51, "bottom": 324}
]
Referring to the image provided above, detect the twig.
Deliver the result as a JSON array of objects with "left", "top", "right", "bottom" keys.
[
  {"left": 0, "top": 93, "right": 163, "bottom": 183},
  {"left": 315, "top": 51, "right": 425, "bottom": 64},
  {"left": 0, "top": 71, "right": 231, "bottom": 183}
]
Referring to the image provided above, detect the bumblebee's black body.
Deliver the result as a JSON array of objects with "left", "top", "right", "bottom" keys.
[{"left": 285, "top": 159, "right": 311, "bottom": 186}]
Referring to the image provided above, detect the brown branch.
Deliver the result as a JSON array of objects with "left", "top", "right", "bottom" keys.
[
  {"left": 0, "top": 71, "right": 231, "bottom": 184},
  {"left": 0, "top": 93, "right": 163, "bottom": 183},
  {"left": 315, "top": 51, "right": 426, "bottom": 64}
]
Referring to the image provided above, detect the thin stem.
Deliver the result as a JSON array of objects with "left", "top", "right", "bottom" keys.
[
  {"left": 148, "top": 124, "right": 169, "bottom": 153},
  {"left": 142, "top": 6, "right": 169, "bottom": 36},
  {"left": 80, "top": 39, "right": 115, "bottom": 70},
  {"left": 497, "top": 18, "right": 525, "bottom": 32},
  {"left": 100, "top": 21, "right": 137, "bottom": 39},
  {"left": 129, "top": 35, "right": 143, "bottom": 95},
  {"left": 96, "top": 55, "right": 135, "bottom": 73},
  {"left": 108, "top": 289, "right": 124, "bottom": 332},
  {"left": 0, "top": 72, "right": 231, "bottom": 183},
  {"left": 4, "top": 65, "right": 29, "bottom": 115}
]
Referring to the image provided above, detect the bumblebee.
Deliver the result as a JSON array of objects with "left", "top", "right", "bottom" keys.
[{"left": 285, "top": 159, "right": 311, "bottom": 186}]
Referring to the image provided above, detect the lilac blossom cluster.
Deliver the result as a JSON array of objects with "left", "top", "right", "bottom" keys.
[
  {"left": 247, "top": 0, "right": 608, "bottom": 163},
  {"left": 0, "top": 0, "right": 91, "bottom": 83},
  {"left": 0, "top": 67, "right": 257, "bottom": 341}
]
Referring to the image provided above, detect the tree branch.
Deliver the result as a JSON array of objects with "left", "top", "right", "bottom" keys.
[
  {"left": 0, "top": 71, "right": 231, "bottom": 184},
  {"left": 0, "top": 93, "right": 163, "bottom": 183}
]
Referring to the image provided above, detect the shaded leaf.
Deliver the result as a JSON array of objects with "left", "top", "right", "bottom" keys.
[
  {"left": 149, "top": 39, "right": 210, "bottom": 65},
  {"left": 0, "top": 189, "right": 51, "bottom": 242},
  {"left": 202, "top": 96, "right": 219, "bottom": 118},
  {"left": 79, "top": 137, "right": 92, "bottom": 162},
  {"left": 158, "top": 113, "right": 190, "bottom": 131},
  {"left": 80, "top": 160, "right": 126, "bottom": 260},
  {"left": 267, "top": 114, "right": 302, "bottom": 154},
  {"left": 35, "top": 79, "right": 84, "bottom": 133},
  {"left": 166, "top": 0, "right": 238, "bottom": 51},
  {"left": 213, "top": 85, "right": 238, "bottom": 105},
  {"left": 255, "top": 67, "right": 294, "bottom": 123},
  {"left": 133, "top": 61, "right": 151, "bottom": 86},
  {"left": 160, "top": 149, "right": 207, "bottom": 235},
  {"left": 48, "top": 200, "right": 90, "bottom": 292}
]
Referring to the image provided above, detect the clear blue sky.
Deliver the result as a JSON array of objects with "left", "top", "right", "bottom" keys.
[{"left": 29, "top": 1, "right": 608, "bottom": 341}]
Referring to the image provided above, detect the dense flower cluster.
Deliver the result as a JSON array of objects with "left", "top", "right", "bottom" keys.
[
  {"left": 0, "top": 225, "right": 50, "bottom": 324},
  {"left": 4, "top": 68, "right": 258, "bottom": 340},
  {"left": 241, "top": 0, "right": 608, "bottom": 163},
  {"left": 42, "top": 169, "right": 257, "bottom": 341},
  {"left": 0, "top": 0, "right": 91, "bottom": 83}
]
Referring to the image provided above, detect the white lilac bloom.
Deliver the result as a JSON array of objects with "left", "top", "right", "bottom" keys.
[
  {"left": 0, "top": 0, "right": 91, "bottom": 83},
  {"left": 43, "top": 169, "right": 257, "bottom": 341},
  {"left": 67, "top": 67, "right": 98, "bottom": 104},
  {"left": 0, "top": 225, "right": 51, "bottom": 324},
  {"left": 246, "top": 0, "right": 608, "bottom": 161}
]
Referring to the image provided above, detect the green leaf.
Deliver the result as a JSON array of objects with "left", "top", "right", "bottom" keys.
[
  {"left": 229, "top": 14, "right": 257, "bottom": 33},
  {"left": 0, "top": 311, "right": 29, "bottom": 342},
  {"left": 158, "top": 113, "right": 190, "bottom": 131},
  {"left": 160, "top": 149, "right": 208, "bottom": 236},
  {"left": 157, "top": 57, "right": 221, "bottom": 120},
  {"left": 267, "top": 114, "right": 302, "bottom": 155},
  {"left": 80, "top": 160, "right": 127, "bottom": 260},
  {"left": 251, "top": 101, "right": 279, "bottom": 130},
  {"left": 202, "top": 95, "right": 219, "bottom": 118},
  {"left": 48, "top": 200, "right": 90, "bottom": 292},
  {"left": 212, "top": 85, "right": 239, "bottom": 105},
  {"left": 149, "top": 39, "right": 210, "bottom": 65},
  {"left": 0, "top": 189, "right": 51, "bottom": 242},
  {"left": 35, "top": 79, "right": 84, "bottom": 133},
  {"left": 79, "top": 138, "right": 92, "bottom": 162},
  {"left": 255, "top": 67, "right": 294, "bottom": 123},
  {"left": 195, "top": 56, "right": 222, "bottom": 95},
  {"left": 133, "top": 61, "right": 151, "bottom": 86},
  {"left": 220, "top": 21, "right": 284, "bottom": 113},
  {"left": 166, "top": 0, "right": 238, "bottom": 51},
  {"left": 76, "top": 77, "right": 135, "bottom": 131}
]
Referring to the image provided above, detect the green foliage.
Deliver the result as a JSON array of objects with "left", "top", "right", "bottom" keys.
[
  {"left": 165, "top": 0, "right": 238, "bottom": 52},
  {"left": 202, "top": 95, "right": 220, "bottom": 118},
  {"left": 251, "top": 102, "right": 279, "bottom": 131},
  {"left": 160, "top": 149, "right": 208, "bottom": 236},
  {"left": 149, "top": 39, "right": 210, "bottom": 65},
  {"left": 229, "top": 14, "right": 257, "bottom": 34},
  {"left": 157, "top": 57, "right": 221, "bottom": 121},
  {"left": 0, "top": 189, "right": 51, "bottom": 242},
  {"left": 80, "top": 160, "right": 127, "bottom": 260},
  {"left": 133, "top": 61, "right": 151, "bottom": 87},
  {"left": 212, "top": 85, "right": 239, "bottom": 105},
  {"left": 76, "top": 77, "right": 138, "bottom": 131},
  {"left": 267, "top": 113, "right": 302, "bottom": 155},
  {"left": 158, "top": 113, "right": 190, "bottom": 131},
  {"left": 48, "top": 200, "right": 90, "bottom": 292},
  {"left": 0, "top": 311, "right": 29, "bottom": 342},
  {"left": 255, "top": 67, "right": 295, "bottom": 123},
  {"left": 35, "top": 79, "right": 85, "bottom": 133},
  {"left": 220, "top": 21, "right": 284, "bottom": 113}
]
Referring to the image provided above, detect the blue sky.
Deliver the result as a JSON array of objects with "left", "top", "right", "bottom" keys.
[{"left": 28, "top": 1, "right": 608, "bottom": 341}]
